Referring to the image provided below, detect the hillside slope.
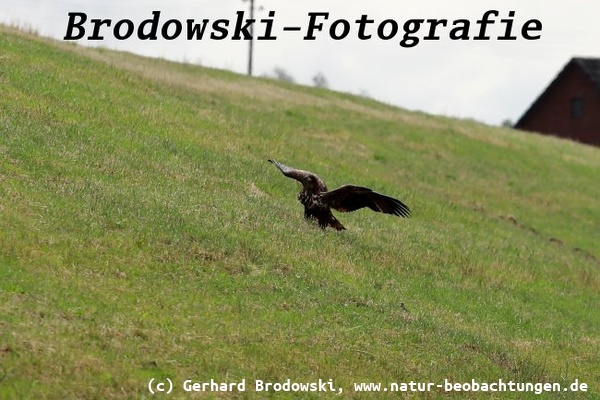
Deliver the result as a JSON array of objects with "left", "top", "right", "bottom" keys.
[{"left": 1, "top": 26, "right": 599, "bottom": 399}]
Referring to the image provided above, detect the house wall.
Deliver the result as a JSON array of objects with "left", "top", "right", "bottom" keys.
[{"left": 516, "top": 64, "right": 600, "bottom": 146}]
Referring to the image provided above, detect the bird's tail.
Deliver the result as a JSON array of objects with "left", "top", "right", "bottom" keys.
[{"left": 329, "top": 217, "right": 346, "bottom": 231}]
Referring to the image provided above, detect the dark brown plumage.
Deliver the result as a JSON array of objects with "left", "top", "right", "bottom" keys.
[{"left": 269, "top": 159, "right": 410, "bottom": 230}]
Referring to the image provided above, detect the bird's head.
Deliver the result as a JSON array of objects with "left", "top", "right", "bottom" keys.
[{"left": 301, "top": 174, "right": 321, "bottom": 190}]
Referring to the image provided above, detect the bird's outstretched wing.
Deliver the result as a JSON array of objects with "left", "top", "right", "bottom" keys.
[
  {"left": 321, "top": 185, "right": 410, "bottom": 218},
  {"left": 268, "top": 159, "right": 313, "bottom": 182}
]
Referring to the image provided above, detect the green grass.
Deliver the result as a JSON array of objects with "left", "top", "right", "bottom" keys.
[{"left": 1, "top": 25, "right": 599, "bottom": 399}]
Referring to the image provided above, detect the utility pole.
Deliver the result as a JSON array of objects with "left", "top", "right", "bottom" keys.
[{"left": 246, "top": 0, "right": 255, "bottom": 76}]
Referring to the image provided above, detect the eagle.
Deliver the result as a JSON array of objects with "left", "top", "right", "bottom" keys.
[{"left": 269, "top": 159, "right": 410, "bottom": 230}]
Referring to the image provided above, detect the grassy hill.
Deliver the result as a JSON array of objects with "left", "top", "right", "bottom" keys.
[{"left": 1, "top": 25, "right": 598, "bottom": 399}]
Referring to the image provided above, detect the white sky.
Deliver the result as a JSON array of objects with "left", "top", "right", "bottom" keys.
[{"left": 2, "top": 0, "right": 599, "bottom": 125}]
